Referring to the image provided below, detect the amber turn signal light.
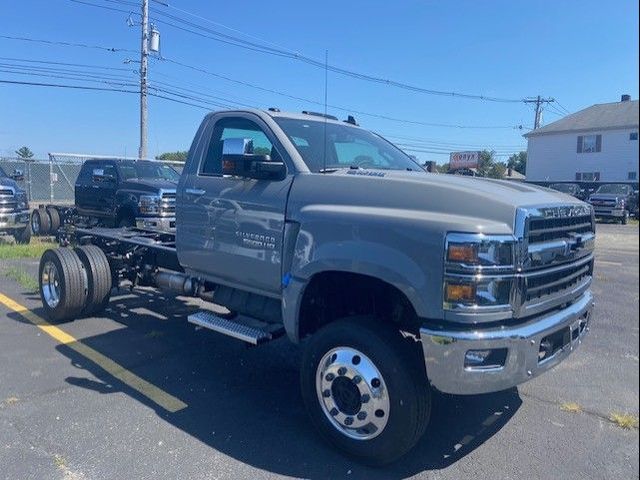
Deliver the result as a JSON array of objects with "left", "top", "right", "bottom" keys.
[
  {"left": 447, "top": 244, "right": 478, "bottom": 263},
  {"left": 445, "top": 283, "right": 476, "bottom": 303}
]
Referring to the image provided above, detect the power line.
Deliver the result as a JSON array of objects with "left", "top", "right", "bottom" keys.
[
  {"left": 0, "top": 56, "right": 132, "bottom": 71},
  {"left": 157, "top": 56, "right": 520, "bottom": 129},
  {"left": 1, "top": 31, "right": 526, "bottom": 130},
  {"left": 0, "top": 78, "right": 138, "bottom": 94},
  {"left": 79, "top": 0, "right": 526, "bottom": 103},
  {"left": 0, "top": 34, "right": 136, "bottom": 53}
]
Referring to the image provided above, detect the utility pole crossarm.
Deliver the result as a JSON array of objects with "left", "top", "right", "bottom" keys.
[{"left": 523, "top": 96, "right": 555, "bottom": 130}]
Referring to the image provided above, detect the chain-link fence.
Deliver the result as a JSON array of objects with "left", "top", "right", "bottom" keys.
[{"left": 0, "top": 153, "right": 184, "bottom": 205}]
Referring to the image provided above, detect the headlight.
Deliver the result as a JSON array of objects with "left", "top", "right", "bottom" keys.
[
  {"left": 138, "top": 194, "right": 160, "bottom": 214},
  {"left": 444, "top": 233, "right": 516, "bottom": 318},
  {"left": 445, "top": 233, "right": 515, "bottom": 270}
]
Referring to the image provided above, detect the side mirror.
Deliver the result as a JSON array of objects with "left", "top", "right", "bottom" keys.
[
  {"left": 221, "top": 138, "right": 286, "bottom": 181},
  {"left": 10, "top": 169, "right": 24, "bottom": 181}
]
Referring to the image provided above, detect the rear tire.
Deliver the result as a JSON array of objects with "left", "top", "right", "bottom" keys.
[
  {"left": 300, "top": 317, "right": 431, "bottom": 466},
  {"left": 33, "top": 208, "right": 51, "bottom": 235},
  {"left": 39, "top": 248, "right": 88, "bottom": 322},
  {"left": 74, "top": 245, "right": 112, "bottom": 316},
  {"left": 46, "top": 206, "right": 61, "bottom": 233},
  {"left": 13, "top": 225, "right": 31, "bottom": 244}
]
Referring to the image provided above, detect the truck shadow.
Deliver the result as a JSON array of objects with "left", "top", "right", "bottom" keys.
[{"left": 10, "top": 289, "right": 522, "bottom": 479}]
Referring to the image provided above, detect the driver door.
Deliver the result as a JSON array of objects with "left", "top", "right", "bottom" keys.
[{"left": 178, "top": 114, "right": 294, "bottom": 297}]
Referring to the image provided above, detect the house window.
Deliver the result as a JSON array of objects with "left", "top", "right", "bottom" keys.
[
  {"left": 577, "top": 172, "right": 601, "bottom": 182},
  {"left": 577, "top": 134, "right": 602, "bottom": 153},
  {"left": 630, "top": 132, "right": 638, "bottom": 141},
  {"left": 629, "top": 172, "right": 637, "bottom": 180}
]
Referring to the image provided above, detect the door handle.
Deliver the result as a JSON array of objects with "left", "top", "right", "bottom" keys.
[{"left": 185, "top": 188, "right": 205, "bottom": 196}]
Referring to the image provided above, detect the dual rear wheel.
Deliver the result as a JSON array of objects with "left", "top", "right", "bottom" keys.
[{"left": 39, "top": 246, "right": 112, "bottom": 322}]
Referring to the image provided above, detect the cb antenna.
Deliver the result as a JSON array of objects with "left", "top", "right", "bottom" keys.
[{"left": 322, "top": 49, "right": 328, "bottom": 174}]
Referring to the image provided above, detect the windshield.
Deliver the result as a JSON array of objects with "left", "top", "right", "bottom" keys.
[
  {"left": 118, "top": 161, "right": 180, "bottom": 182},
  {"left": 595, "top": 184, "right": 630, "bottom": 195},
  {"left": 273, "top": 118, "right": 421, "bottom": 172},
  {"left": 0, "top": 165, "right": 6, "bottom": 178},
  {"left": 550, "top": 183, "right": 577, "bottom": 193}
]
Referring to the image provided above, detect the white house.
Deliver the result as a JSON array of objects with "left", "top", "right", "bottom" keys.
[{"left": 525, "top": 95, "right": 639, "bottom": 184}]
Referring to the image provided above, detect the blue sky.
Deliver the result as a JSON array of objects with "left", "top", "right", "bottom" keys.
[{"left": 1, "top": 0, "right": 638, "bottom": 163}]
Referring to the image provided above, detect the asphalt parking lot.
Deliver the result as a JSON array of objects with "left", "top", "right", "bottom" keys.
[{"left": 0, "top": 223, "right": 638, "bottom": 480}]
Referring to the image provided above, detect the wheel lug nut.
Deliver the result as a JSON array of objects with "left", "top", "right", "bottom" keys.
[
  {"left": 338, "top": 367, "right": 347, "bottom": 376},
  {"left": 357, "top": 412, "right": 367, "bottom": 420},
  {"left": 325, "top": 373, "right": 335, "bottom": 381},
  {"left": 344, "top": 416, "right": 353, "bottom": 425},
  {"left": 361, "top": 394, "right": 370, "bottom": 403},
  {"left": 330, "top": 408, "right": 338, "bottom": 416},
  {"left": 322, "top": 389, "right": 331, "bottom": 398},
  {"left": 371, "top": 378, "right": 381, "bottom": 388},
  {"left": 353, "top": 375, "right": 362, "bottom": 384}
]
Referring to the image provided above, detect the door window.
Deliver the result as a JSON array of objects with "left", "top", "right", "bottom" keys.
[{"left": 201, "top": 117, "right": 279, "bottom": 176}]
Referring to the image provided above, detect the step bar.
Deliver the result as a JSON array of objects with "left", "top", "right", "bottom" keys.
[{"left": 187, "top": 311, "right": 278, "bottom": 345}]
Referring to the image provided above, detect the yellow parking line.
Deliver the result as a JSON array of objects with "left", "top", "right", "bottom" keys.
[{"left": 0, "top": 291, "right": 187, "bottom": 413}]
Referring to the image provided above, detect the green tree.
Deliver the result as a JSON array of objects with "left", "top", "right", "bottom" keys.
[
  {"left": 488, "top": 162, "right": 507, "bottom": 179},
  {"left": 437, "top": 162, "right": 450, "bottom": 173},
  {"left": 156, "top": 151, "right": 188, "bottom": 162},
  {"left": 507, "top": 151, "right": 527, "bottom": 175},
  {"left": 15, "top": 146, "right": 34, "bottom": 159}
]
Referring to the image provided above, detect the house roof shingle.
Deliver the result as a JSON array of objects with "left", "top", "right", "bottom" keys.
[{"left": 524, "top": 99, "right": 639, "bottom": 137}]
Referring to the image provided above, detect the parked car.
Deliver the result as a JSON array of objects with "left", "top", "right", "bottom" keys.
[
  {"left": 588, "top": 183, "right": 637, "bottom": 224},
  {"left": 549, "top": 182, "right": 586, "bottom": 200},
  {"left": 0, "top": 165, "right": 31, "bottom": 243},
  {"left": 39, "top": 109, "right": 595, "bottom": 465}
]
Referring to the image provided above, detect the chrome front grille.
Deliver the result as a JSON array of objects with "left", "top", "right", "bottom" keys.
[
  {"left": 515, "top": 204, "right": 595, "bottom": 317},
  {"left": 0, "top": 188, "right": 17, "bottom": 213},
  {"left": 159, "top": 191, "right": 176, "bottom": 215},
  {"left": 528, "top": 214, "right": 594, "bottom": 243}
]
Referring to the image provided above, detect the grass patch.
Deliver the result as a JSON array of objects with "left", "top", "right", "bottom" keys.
[
  {"left": 1, "top": 396, "right": 19, "bottom": 407},
  {"left": 0, "top": 238, "right": 57, "bottom": 259},
  {"left": 609, "top": 412, "right": 639, "bottom": 430},
  {"left": 560, "top": 402, "right": 583, "bottom": 413},
  {"left": 4, "top": 267, "right": 39, "bottom": 292},
  {"left": 53, "top": 454, "right": 67, "bottom": 469}
]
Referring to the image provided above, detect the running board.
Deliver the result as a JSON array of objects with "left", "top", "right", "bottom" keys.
[{"left": 187, "top": 311, "right": 282, "bottom": 345}]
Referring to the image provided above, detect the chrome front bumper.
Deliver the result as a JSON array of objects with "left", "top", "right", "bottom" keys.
[
  {"left": 592, "top": 207, "right": 625, "bottom": 217},
  {"left": 136, "top": 216, "right": 176, "bottom": 232},
  {"left": 420, "top": 291, "right": 594, "bottom": 395},
  {"left": 0, "top": 209, "right": 31, "bottom": 230}
]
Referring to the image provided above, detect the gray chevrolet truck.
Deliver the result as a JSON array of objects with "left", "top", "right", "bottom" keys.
[
  {"left": 37, "top": 109, "right": 595, "bottom": 465},
  {"left": 0, "top": 165, "right": 31, "bottom": 243}
]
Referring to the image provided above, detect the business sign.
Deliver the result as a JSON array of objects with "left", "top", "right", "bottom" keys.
[{"left": 450, "top": 151, "right": 480, "bottom": 170}]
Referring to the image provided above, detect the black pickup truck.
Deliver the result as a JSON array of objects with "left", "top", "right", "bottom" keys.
[
  {"left": 31, "top": 159, "right": 180, "bottom": 235},
  {"left": 74, "top": 159, "right": 179, "bottom": 229}
]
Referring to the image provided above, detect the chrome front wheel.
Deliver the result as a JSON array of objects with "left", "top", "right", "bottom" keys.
[{"left": 316, "top": 347, "right": 390, "bottom": 440}]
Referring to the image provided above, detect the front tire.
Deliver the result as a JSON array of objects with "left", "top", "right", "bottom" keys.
[
  {"left": 300, "top": 317, "right": 431, "bottom": 465},
  {"left": 621, "top": 211, "right": 629, "bottom": 225},
  {"left": 13, "top": 225, "right": 31, "bottom": 244}
]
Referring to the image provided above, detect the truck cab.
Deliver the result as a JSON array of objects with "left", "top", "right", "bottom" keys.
[{"left": 75, "top": 159, "right": 179, "bottom": 230}]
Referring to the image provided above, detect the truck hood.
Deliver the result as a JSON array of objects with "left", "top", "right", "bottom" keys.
[
  {"left": 119, "top": 178, "right": 177, "bottom": 193},
  {"left": 0, "top": 177, "right": 25, "bottom": 194},
  {"left": 288, "top": 169, "right": 586, "bottom": 234},
  {"left": 589, "top": 194, "right": 623, "bottom": 202}
]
